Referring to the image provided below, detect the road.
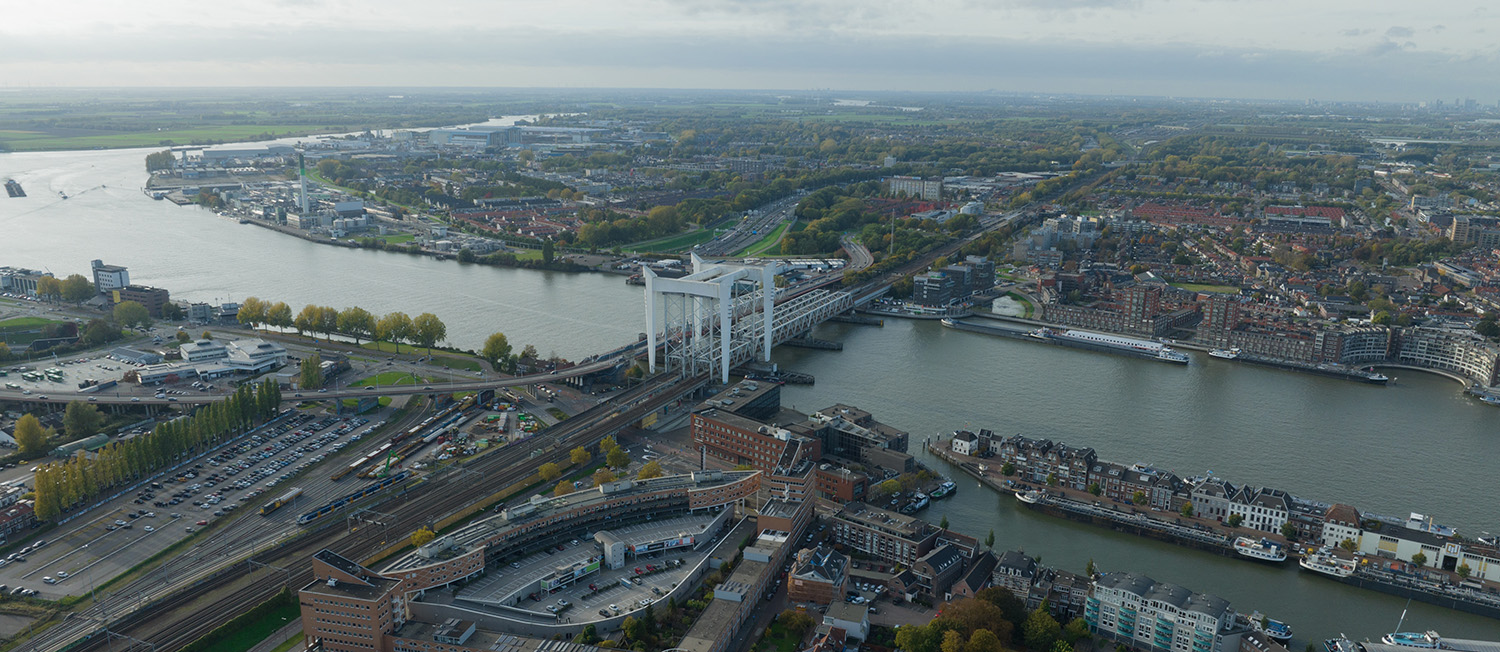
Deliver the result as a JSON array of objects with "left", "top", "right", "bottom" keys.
[
  {"left": 695, "top": 194, "right": 804, "bottom": 256},
  {"left": 0, "top": 357, "right": 622, "bottom": 405}
]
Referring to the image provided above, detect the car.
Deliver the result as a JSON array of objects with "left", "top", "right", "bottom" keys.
[
  {"left": 131, "top": 397, "right": 140, "bottom": 402},
  {"left": 608, "top": 604, "right": 619, "bottom": 612},
  {"left": 546, "top": 605, "right": 558, "bottom": 613},
  {"left": 42, "top": 577, "right": 55, "bottom": 584},
  {"left": 364, "top": 386, "right": 374, "bottom": 390},
  {"left": 144, "top": 525, "right": 154, "bottom": 532},
  {"left": 184, "top": 527, "right": 194, "bottom": 533},
  {"left": 88, "top": 397, "right": 97, "bottom": 402},
  {"left": 114, "top": 519, "right": 126, "bottom": 526},
  {"left": 56, "top": 571, "right": 68, "bottom": 579},
  {"left": 557, "top": 598, "right": 570, "bottom": 607},
  {"left": 196, "top": 520, "right": 208, "bottom": 526}
]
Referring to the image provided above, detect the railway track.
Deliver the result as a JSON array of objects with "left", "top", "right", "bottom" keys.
[{"left": 52, "top": 374, "right": 702, "bottom": 652}]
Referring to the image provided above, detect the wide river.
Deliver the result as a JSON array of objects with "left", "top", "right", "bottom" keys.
[{"left": 4, "top": 143, "right": 1499, "bottom": 642}]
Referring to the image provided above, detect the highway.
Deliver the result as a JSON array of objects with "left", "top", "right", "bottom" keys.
[
  {"left": 694, "top": 194, "right": 803, "bottom": 256},
  {"left": 38, "top": 372, "right": 706, "bottom": 652},
  {"left": 0, "top": 357, "right": 622, "bottom": 406}
]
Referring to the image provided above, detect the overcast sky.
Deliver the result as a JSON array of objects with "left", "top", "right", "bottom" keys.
[{"left": 2, "top": 0, "right": 1495, "bottom": 102}]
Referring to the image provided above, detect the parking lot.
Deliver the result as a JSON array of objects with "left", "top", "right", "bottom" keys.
[
  {"left": 456, "top": 514, "right": 721, "bottom": 623},
  {"left": 0, "top": 409, "right": 394, "bottom": 599}
]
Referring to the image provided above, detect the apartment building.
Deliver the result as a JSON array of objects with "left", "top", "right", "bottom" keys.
[{"left": 1085, "top": 572, "right": 1247, "bottom": 652}]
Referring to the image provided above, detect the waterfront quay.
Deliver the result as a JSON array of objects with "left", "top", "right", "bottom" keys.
[{"left": 928, "top": 436, "right": 1500, "bottom": 621}]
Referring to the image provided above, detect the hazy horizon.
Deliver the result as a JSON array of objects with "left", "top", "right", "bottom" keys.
[{"left": 4, "top": 0, "right": 1497, "bottom": 104}]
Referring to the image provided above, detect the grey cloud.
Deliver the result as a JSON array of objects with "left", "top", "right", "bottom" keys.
[
  {"left": 0, "top": 27, "right": 1495, "bottom": 102},
  {"left": 1340, "top": 28, "right": 1372, "bottom": 37},
  {"left": 1386, "top": 26, "right": 1415, "bottom": 38}
]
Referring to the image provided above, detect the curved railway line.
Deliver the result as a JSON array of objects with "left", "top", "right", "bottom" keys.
[{"left": 45, "top": 373, "right": 703, "bottom": 652}]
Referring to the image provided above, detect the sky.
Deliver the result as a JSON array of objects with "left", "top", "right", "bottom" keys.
[{"left": 1, "top": 0, "right": 1496, "bottom": 103}]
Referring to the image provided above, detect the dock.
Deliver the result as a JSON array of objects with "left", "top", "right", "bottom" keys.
[
  {"left": 782, "top": 337, "right": 843, "bottom": 351},
  {"left": 4, "top": 179, "right": 24, "bottom": 198},
  {"left": 734, "top": 362, "right": 814, "bottom": 385},
  {"left": 829, "top": 313, "right": 883, "bottom": 326}
]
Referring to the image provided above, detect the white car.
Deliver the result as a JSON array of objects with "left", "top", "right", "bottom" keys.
[{"left": 144, "top": 525, "right": 155, "bottom": 532}]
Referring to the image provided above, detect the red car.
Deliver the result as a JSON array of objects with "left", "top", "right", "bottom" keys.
[
  {"left": 196, "top": 520, "right": 208, "bottom": 526},
  {"left": 634, "top": 567, "right": 642, "bottom": 575}
]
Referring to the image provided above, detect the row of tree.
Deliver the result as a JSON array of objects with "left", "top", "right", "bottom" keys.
[
  {"left": 236, "top": 298, "right": 448, "bottom": 350},
  {"left": 894, "top": 588, "right": 1089, "bottom": 652},
  {"left": 31, "top": 380, "right": 282, "bottom": 521}
]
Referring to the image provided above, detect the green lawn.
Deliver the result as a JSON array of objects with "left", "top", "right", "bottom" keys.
[
  {"left": 433, "top": 356, "right": 483, "bottom": 372},
  {"left": 352, "top": 372, "right": 426, "bottom": 387},
  {"left": 269, "top": 634, "right": 305, "bottom": 652},
  {"left": 630, "top": 228, "right": 717, "bottom": 253},
  {"left": 1006, "top": 292, "right": 1035, "bottom": 319},
  {"left": 1171, "top": 282, "right": 1242, "bottom": 295},
  {"left": 736, "top": 221, "right": 791, "bottom": 257},
  {"left": 0, "top": 316, "right": 68, "bottom": 346},
  {"left": 181, "top": 600, "right": 300, "bottom": 652},
  {"left": 757, "top": 622, "right": 804, "bottom": 652}
]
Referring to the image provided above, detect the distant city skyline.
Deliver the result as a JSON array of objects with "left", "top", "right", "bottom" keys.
[{"left": 2, "top": 0, "right": 1497, "bottom": 103}]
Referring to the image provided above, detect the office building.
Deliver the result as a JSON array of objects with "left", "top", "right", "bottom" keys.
[{"left": 90, "top": 260, "right": 130, "bottom": 293}]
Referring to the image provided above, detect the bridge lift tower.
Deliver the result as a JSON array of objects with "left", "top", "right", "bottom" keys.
[{"left": 644, "top": 253, "right": 776, "bottom": 384}]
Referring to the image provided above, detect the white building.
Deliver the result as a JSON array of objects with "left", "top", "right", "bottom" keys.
[
  {"left": 822, "top": 602, "right": 870, "bottom": 641},
  {"left": 1319, "top": 504, "right": 1500, "bottom": 583},
  {"left": 887, "top": 176, "right": 942, "bottom": 201},
  {"left": 90, "top": 260, "right": 130, "bottom": 293},
  {"left": 1086, "top": 572, "right": 1247, "bottom": 652},
  {"left": 1225, "top": 487, "right": 1290, "bottom": 534},
  {"left": 180, "top": 339, "right": 229, "bottom": 362},
  {"left": 950, "top": 431, "right": 979, "bottom": 456}
]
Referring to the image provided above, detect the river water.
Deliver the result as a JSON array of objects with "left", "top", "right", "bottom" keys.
[{"left": 5, "top": 143, "right": 1500, "bottom": 641}]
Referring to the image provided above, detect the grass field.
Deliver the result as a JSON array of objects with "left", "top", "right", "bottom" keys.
[
  {"left": 0, "top": 124, "right": 346, "bottom": 152},
  {"left": 269, "top": 634, "right": 305, "bottom": 652},
  {"left": 0, "top": 316, "right": 67, "bottom": 346},
  {"left": 351, "top": 372, "right": 427, "bottom": 387},
  {"left": 1171, "top": 282, "right": 1242, "bottom": 295},
  {"left": 1006, "top": 292, "right": 1036, "bottom": 319},
  {"left": 757, "top": 621, "right": 804, "bottom": 652},
  {"left": 736, "top": 221, "right": 791, "bottom": 257},
  {"left": 359, "top": 341, "right": 484, "bottom": 370},
  {"left": 186, "top": 600, "right": 300, "bottom": 652},
  {"left": 629, "top": 228, "right": 717, "bottom": 253}
]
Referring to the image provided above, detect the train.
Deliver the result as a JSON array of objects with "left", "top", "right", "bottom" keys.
[
  {"left": 295, "top": 471, "right": 411, "bottom": 526},
  {"left": 260, "top": 487, "right": 303, "bottom": 516}
]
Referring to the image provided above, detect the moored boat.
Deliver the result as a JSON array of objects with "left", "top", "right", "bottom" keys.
[
  {"left": 1299, "top": 547, "right": 1357, "bottom": 578},
  {"left": 1234, "top": 536, "right": 1288, "bottom": 562},
  {"left": 1209, "top": 347, "right": 1241, "bottom": 360},
  {"left": 930, "top": 480, "right": 957, "bottom": 499}
]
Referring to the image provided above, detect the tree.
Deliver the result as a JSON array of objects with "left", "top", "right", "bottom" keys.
[
  {"left": 113, "top": 301, "right": 152, "bottom": 328},
  {"left": 1045, "top": 473, "right": 1058, "bottom": 486},
  {"left": 1477, "top": 318, "right": 1500, "bottom": 339},
  {"left": 410, "top": 526, "right": 436, "bottom": 548},
  {"left": 573, "top": 624, "right": 599, "bottom": 645},
  {"left": 570, "top": 447, "right": 591, "bottom": 465},
  {"left": 176, "top": 331, "right": 191, "bottom": 343},
  {"left": 593, "top": 468, "right": 617, "bottom": 487},
  {"left": 81, "top": 319, "right": 121, "bottom": 346},
  {"left": 1023, "top": 607, "right": 1062, "bottom": 652},
  {"left": 1181, "top": 502, "right": 1194, "bottom": 517},
  {"left": 600, "top": 435, "right": 620, "bottom": 452},
  {"left": 14, "top": 414, "right": 47, "bottom": 454},
  {"left": 1458, "top": 563, "right": 1472, "bottom": 578},
  {"left": 1411, "top": 552, "right": 1427, "bottom": 568},
  {"left": 337, "top": 307, "right": 376, "bottom": 343},
  {"left": 622, "top": 616, "right": 645, "bottom": 643},
  {"left": 1000, "top": 462, "right": 1016, "bottom": 476},
  {"left": 1372, "top": 310, "right": 1393, "bottom": 325},
  {"left": 966, "top": 629, "right": 1003, "bottom": 652},
  {"left": 1227, "top": 513, "right": 1244, "bottom": 528},
  {"left": 162, "top": 302, "right": 184, "bottom": 321},
  {"left": 1085, "top": 558, "right": 1096, "bottom": 577},
  {"left": 267, "top": 302, "right": 293, "bottom": 331},
  {"left": 975, "top": 587, "right": 1029, "bottom": 627},
  {"left": 985, "top": 529, "right": 995, "bottom": 549},
  {"left": 938, "top": 598, "right": 1011, "bottom": 641},
  {"left": 542, "top": 239, "right": 556, "bottom": 264},
  {"left": 63, "top": 401, "right": 105, "bottom": 438},
  {"left": 538, "top": 462, "right": 561, "bottom": 481},
  {"left": 482, "top": 332, "right": 513, "bottom": 371},
  {"left": 376, "top": 312, "right": 413, "bottom": 351},
  {"left": 1131, "top": 490, "right": 1147, "bottom": 506},
  {"left": 940, "top": 515, "right": 950, "bottom": 530},
  {"left": 316, "top": 306, "right": 340, "bottom": 338},
  {"left": 1087, "top": 482, "right": 1101, "bottom": 496},
  {"left": 411, "top": 313, "right": 447, "bottom": 350},
  {"left": 874, "top": 479, "right": 901, "bottom": 498},
  {"left": 554, "top": 481, "right": 575, "bottom": 497},
  {"left": 201, "top": 330, "right": 213, "bottom": 340},
  {"left": 607, "top": 446, "right": 630, "bottom": 470},
  {"left": 35, "top": 276, "right": 62, "bottom": 302},
  {"left": 1062, "top": 617, "right": 1091, "bottom": 644},
  {"left": 294, "top": 304, "right": 320, "bottom": 336},
  {"left": 61, "top": 274, "right": 94, "bottom": 302},
  {"left": 896, "top": 623, "right": 944, "bottom": 652},
  {"left": 637, "top": 460, "right": 664, "bottom": 480},
  {"left": 1339, "top": 538, "right": 1358, "bottom": 553},
  {"left": 1280, "top": 522, "right": 1299, "bottom": 541},
  {"left": 942, "top": 630, "right": 966, "bottom": 652},
  {"left": 300, "top": 353, "right": 324, "bottom": 390},
  {"left": 238, "top": 297, "right": 267, "bottom": 329},
  {"left": 1050, "top": 640, "right": 1075, "bottom": 652}
]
